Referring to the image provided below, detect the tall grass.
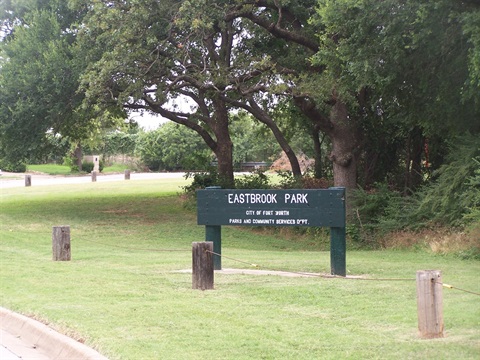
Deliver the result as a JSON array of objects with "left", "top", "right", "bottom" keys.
[{"left": 1, "top": 180, "right": 479, "bottom": 359}]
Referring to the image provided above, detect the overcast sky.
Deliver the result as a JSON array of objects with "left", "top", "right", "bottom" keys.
[{"left": 129, "top": 111, "right": 167, "bottom": 130}]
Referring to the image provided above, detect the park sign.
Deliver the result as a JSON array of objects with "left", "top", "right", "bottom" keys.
[
  {"left": 197, "top": 188, "right": 345, "bottom": 227},
  {"left": 196, "top": 187, "right": 347, "bottom": 276}
]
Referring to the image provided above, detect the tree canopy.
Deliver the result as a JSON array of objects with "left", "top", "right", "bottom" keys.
[{"left": 0, "top": 0, "right": 478, "bottom": 193}]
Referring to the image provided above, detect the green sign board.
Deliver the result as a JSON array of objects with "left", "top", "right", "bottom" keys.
[
  {"left": 196, "top": 187, "right": 346, "bottom": 276},
  {"left": 197, "top": 188, "right": 345, "bottom": 228}
]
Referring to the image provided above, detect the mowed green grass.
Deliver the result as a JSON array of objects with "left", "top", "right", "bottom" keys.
[{"left": 1, "top": 179, "right": 479, "bottom": 360}]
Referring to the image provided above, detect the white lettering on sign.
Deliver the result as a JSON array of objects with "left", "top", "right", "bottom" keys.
[
  {"left": 275, "top": 219, "right": 296, "bottom": 225},
  {"left": 275, "top": 210, "right": 290, "bottom": 216},
  {"left": 228, "top": 193, "right": 278, "bottom": 204},
  {"left": 284, "top": 193, "right": 308, "bottom": 204},
  {"left": 229, "top": 219, "right": 242, "bottom": 224},
  {"left": 253, "top": 219, "right": 275, "bottom": 225}
]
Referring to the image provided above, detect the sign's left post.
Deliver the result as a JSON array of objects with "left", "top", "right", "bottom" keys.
[
  {"left": 206, "top": 225, "right": 221, "bottom": 270},
  {"left": 204, "top": 186, "right": 222, "bottom": 270}
]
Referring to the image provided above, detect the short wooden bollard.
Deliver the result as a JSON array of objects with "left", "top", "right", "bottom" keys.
[
  {"left": 52, "top": 226, "right": 71, "bottom": 261},
  {"left": 91, "top": 171, "right": 97, "bottom": 182},
  {"left": 124, "top": 169, "right": 130, "bottom": 180},
  {"left": 416, "top": 270, "right": 444, "bottom": 338},
  {"left": 25, "top": 175, "right": 31, "bottom": 187},
  {"left": 192, "top": 242, "right": 214, "bottom": 290}
]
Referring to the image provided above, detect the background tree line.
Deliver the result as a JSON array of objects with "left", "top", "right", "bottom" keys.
[{"left": 1, "top": 0, "right": 479, "bottom": 245}]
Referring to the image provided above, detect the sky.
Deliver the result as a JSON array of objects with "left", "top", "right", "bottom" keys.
[{"left": 129, "top": 111, "right": 167, "bottom": 130}]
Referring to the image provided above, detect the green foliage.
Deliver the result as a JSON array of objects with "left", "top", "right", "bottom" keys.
[
  {"left": 350, "top": 184, "right": 406, "bottom": 245},
  {"left": 411, "top": 135, "right": 480, "bottom": 227},
  {"left": 230, "top": 111, "right": 281, "bottom": 164},
  {"left": 275, "top": 170, "right": 303, "bottom": 189},
  {"left": 310, "top": 0, "right": 480, "bottom": 190},
  {"left": 81, "top": 160, "right": 104, "bottom": 174},
  {"left": 370, "top": 134, "right": 480, "bottom": 232},
  {"left": 461, "top": 156, "right": 480, "bottom": 224},
  {"left": 135, "top": 123, "right": 211, "bottom": 171},
  {"left": 235, "top": 170, "right": 271, "bottom": 190},
  {"left": 62, "top": 155, "right": 78, "bottom": 173},
  {"left": 0, "top": 159, "right": 27, "bottom": 173}
]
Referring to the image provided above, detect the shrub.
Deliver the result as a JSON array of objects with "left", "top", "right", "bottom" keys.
[
  {"left": 235, "top": 170, "right": 271, "bottom": 189},
  {"left": 82, "top": 161, "right": 94, "bottom": 173},
  {"left": 81, "top": 160, "right": 104, "bottom": 173},
  {"left": 0, "top": 159, "right": 27, "bottom": 173}
]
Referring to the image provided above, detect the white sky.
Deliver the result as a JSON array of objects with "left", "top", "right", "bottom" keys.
[{"left": 129, "top": 111, "right": 167, "bottom": 130}]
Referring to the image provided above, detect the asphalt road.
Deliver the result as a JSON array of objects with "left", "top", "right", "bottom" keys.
[{"left": 0, "top": 171, "right": 188, "bottom": 189}]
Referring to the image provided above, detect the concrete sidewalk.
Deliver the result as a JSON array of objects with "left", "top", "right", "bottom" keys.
[{"left": 0, "top": 307, "right": 108, "bottom": 360}]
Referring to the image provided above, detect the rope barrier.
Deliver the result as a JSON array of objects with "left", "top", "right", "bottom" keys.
[
  {"left": 206, "top": 250, "right": 480, "bottom": 295},
  {"left": 206, "top": 250, "right": 416, "bottom": 281},
  {"left": 75, "top": 236, "right": 189, "bottom": 253},
  {"left": 435, "top": 281, "right": 480, "bottom": 296},
  {"left": 7, "top": 230, "right": 480, "bottom": 295}
]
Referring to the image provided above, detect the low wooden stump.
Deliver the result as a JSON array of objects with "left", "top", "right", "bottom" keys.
[
  {"left": 91, "top": 171, "right": 97, "bottom": 182},
  {"left": 25, "top": 175, "right": 32, "bottom": 187},
  {"left": 124, "top": 169, "right": 130, "bottom": 180},
  {"left": 416, "top": 270, "right": 444, "bottom": 338},
  {"left": 52, "top": 226, "right": 71, "bottom": 261},
  {"left": 192, "top": 242, "right": 214, "bottom": 290}
]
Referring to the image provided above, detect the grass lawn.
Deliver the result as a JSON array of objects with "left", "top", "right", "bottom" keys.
[
  {"left": 27, "top": 164, "right": 73, "bottom": 175},
  {"left": 1, "top": 179, "right": 479, "bottom": 359}
]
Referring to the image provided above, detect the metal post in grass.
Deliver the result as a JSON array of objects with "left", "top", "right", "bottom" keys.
[
  {"left": 416, "top": 270, "right": 444, "bottom": 339},
  {"left": 205, "top": 225, "right": 221, "bottom": 270},
  {"left": 192, "top": 242, "right": 214, "bottom": 290},
  {"left": 52, "top": 226, "right": 71, "bottom": 261},
  {"left": 204, "top": 186, "right": 222, "bottom": 270},
  {"left": 330, "top": 226, "right": 346, "bottom": 276},
  {"left": 124, "top": 169, "right": 130, "bottom": 180},
  {"left": 25, "top": 175, "right": 31, "bottom": 187},
  {"left": 91, "top": 171, "right": 97, "bottom": 182},
  {"left": 329, "top": 187, "right": 346, "bottom": 277}
]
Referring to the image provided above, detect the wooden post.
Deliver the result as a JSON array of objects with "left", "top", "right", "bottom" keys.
[
  {"left": 91, "top": 171, "right": 97, "bottom": 182},
  {"left": 52, "top": 226, "right": 71, "bottom": 261},
  {"left": 25, "top": 175, "right": 31, "bottom": 187},
  {"left": 124, "top": 169, "right": 130, "bottom": 180},
  {"left": 192, "top": 242, "right": 214, "bottom": 290},
  {"left": 416, "top": 270, "right": 444, "bottom": 338}
]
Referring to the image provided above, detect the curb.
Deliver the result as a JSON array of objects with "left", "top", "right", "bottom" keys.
[{"left": 0, "top": 307, "right": 109, "bottom": 360}]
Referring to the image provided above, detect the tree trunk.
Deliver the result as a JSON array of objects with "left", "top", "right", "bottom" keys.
[
  {"left": 244, "top": 97, "right": 302, "bottom": 177},
  {"left": 73, "top": 143, "right": 82, "bottom": 172},
  {"left": 294, "top": 96, "right": 359, "bottom": 190},
  {"left": 404, "top": 127, "right": 424, "bottom": 193},
  {"left": 328, "top": 100, "right": 358, "bottom": 190},
  {"left": 311, "top": 125, "right": 324, "bottom": 178},
  {"left": 212, "top": 96, "right": 235, "bottom": 187}
]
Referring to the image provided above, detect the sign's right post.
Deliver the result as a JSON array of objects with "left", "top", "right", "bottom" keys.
[
  {"left": 329, "top": 187, "right": 346, "bottom": 276},
  {"left": 330, "top": 227, "right": 346, "bottom": 276}
]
